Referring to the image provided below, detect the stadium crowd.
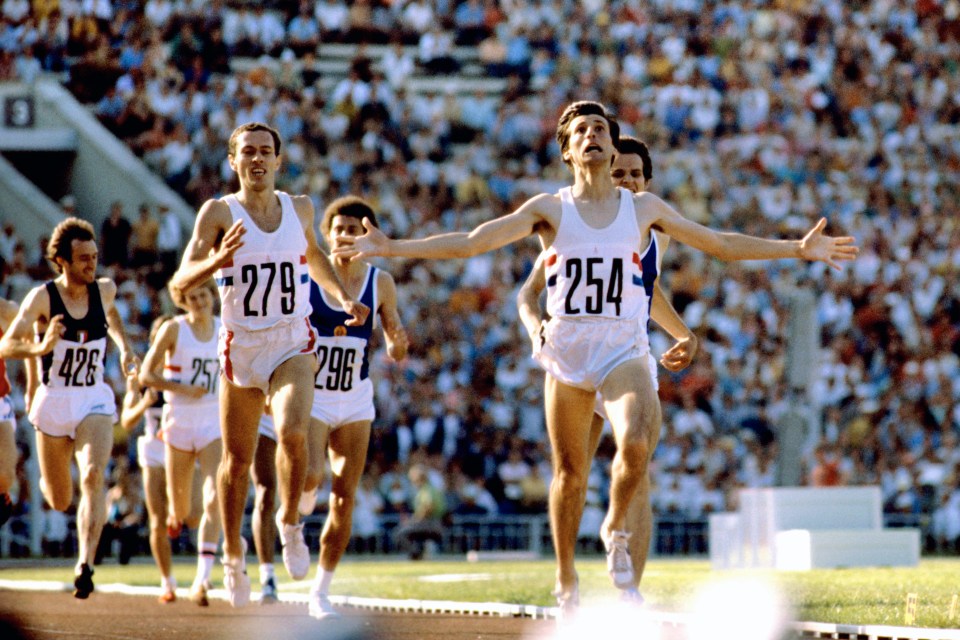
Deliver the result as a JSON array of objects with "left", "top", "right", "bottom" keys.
[{"left": 1, "top": 0, "right": 959, "bottom": 557}]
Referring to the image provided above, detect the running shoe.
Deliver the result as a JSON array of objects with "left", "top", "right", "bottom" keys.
[
  {"left": 222, "top": 538, "right": 251, "bottom": 608},
  {"left": 166, "top": 514, "right": 182, "bottom": 539},
  {"left": 260, "top": 576, "right": 279, "bottom": 605},
  {"left": 603, "top": 530, "right": 634, "bottom": 589},
  {"left": 620, "top": 587, "right": 645, "bottom": 606},
  {"left": 276, "top": 511, "right": 310, "bottom": 580},
  {"left": 73, "top": 563, "right": 94, "bottom": 599},
  {"left": 298, "top": 489, "right": 317, "bottom": 516},
  {"left": 158, "top": 589, "right": 177, "bottom": 604},
  {"left": 308, "top": 588, "right": 340, "bottom": 620},
  {"left": 190, "top": 580, "right": 210, "bottom": 607},
  {"left": 552, "top": 577, "right": 579, "bottom": 624}
]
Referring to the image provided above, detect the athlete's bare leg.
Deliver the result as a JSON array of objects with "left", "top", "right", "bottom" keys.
[
  {"left": 35, "top": 431, "right": 75, "bottom": 511},
  {"left": 318, "top": 420, "right": 370, "bottom": 571},
  {"left": 587, "top": 413, "right": 653, "bottom": 589},
  {"left": 251, "top": 434, "right": 278, "bottom": 565},
  {"left": 269, "top": 354, "right": 316, "bottom": 527},
  {"left": 73, "top": 414, "right": 114, "bottom": 569},
  {"left": 196, "top": 439, "right": 223, "bottom": 553},
  {"left": 598, "top": 358, "right": 660, "bottom": 543},
  {"left": 544, "top": 375, "right": 596, "bottom": 596},
  {"left": 303, "top": 418, "right": 326, "bottom": 497},
  {"left": 219, "top": 380, "right": 264, "bottom": 559},
  {"left": 0, "top": 421, "right": 16, "bottom": 494},
  {"left": 143, "top": 465, "right": 172, "bottom": 579},
  {"left": 166, "top": 445, "right": 198, "bottom": 526}
]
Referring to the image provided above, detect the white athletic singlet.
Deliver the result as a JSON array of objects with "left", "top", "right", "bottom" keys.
[
  {"left": 543, "top": 187, "right": 659, "bottom": 323},
  {"left": 162, "top": 315, "right": 221, "bottom": 405},
  {"left": 214, "top": 192, "right": 312, "bottom": 332}
]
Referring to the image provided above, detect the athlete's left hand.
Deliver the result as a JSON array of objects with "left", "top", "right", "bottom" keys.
[
  {"left": 660, "top": 333, "right": 697, "bottom": 372},
  {"left": 799, "top": 218, "right": 859, "bottom": 270},
  {"left": 333, "top": 218, "right": 390, "bottom": 261},
  {"left": 341, "top": 299, "right": 370, "bottom": 327}
]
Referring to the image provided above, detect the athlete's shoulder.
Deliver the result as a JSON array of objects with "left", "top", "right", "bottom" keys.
[
  {"left": 197, "top": 197, "right": 234, "bottom": 227},
  {"left": 287, "top": 194, "right": 315, "bottom": 227},
  {"left": 96, "top": 277, "right": 117, "bottom": 300}
]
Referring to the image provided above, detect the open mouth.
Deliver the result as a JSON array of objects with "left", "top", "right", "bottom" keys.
[
  {"left": 585, "top": 144, "right": 602, "bottom": 153},
  {"left": 251, "top": 168, "right": 266, "bottom": 177}
]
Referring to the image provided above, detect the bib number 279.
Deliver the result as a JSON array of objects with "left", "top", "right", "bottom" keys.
[{"left": 241, "top": 262, "right": 296, "bottom": 316}]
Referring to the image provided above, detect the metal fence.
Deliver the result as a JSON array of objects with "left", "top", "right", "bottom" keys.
[{"left": 0, "top": 510, "right": 949, "bottom": 560}]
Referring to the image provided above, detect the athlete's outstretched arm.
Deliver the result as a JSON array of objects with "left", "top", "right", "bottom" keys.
[
  {"left": 643, "top": 193, "right": 859, "bottom": 269},
  {"left": 376, "top": 271, "right": 408, "bottom": 362},
  {"left": 294, "top": 196, "right": 369, "bottom": 327},
  {"left": 649, "top": 282, "right": 697, "bottom": 371},
  {"left": 338, "top": 194, "right": 551, "bottom": 261},
  {"left": 101, "top": 279, "right": 139, "bottom": 376},
  {"left": 516, "top": 254, "right": 546, "bottom": 350},
  {"left": 170, "top": 200, "right": 244, "bottom": 300}
]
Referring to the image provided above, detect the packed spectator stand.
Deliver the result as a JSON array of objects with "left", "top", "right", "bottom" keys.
[{"left": 1, "top": 0, "right": 959, "bottom": 559}]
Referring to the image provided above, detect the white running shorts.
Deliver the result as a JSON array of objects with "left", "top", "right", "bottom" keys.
[
  {"left": 160, "top": 401, "right": 221, "bottom": 453},
  {"left": 311, "top": 377, "right": 375, "bottom": 429},
  {"left": 29, "top": 383, "right": 116, "bottom": 439},
  {"left": 218, "top": 317, "right": 318, "bottom": 393}
]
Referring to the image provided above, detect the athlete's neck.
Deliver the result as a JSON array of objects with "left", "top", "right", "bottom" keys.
[
  {"left": 333, "top": 259, "right": 368, "bottom": 295},
  {"left": 57, "top": 274, "right": 90, "bottom": 299},
  {"left": 235, "top": 186, "right": 278, "bottom": 219},
  {"left": 571, "top": 167, "right": 616, "bottom": 202}
]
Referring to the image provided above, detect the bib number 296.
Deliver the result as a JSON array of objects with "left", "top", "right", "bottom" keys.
[{"left": 315, "top": 346, "right": 356, "bottom": 391}]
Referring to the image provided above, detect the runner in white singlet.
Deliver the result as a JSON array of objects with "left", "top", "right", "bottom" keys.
[
  {"left": 338, "top": 101, "right": 858, "bottom": 614},
  {"left": 140, "top": 280, "right": 222, "bottom": 607},
  {"left": 169, "top": 122, "right": 370, "bottom": 607},
  {"left": 517, "top": 136, "right": 696, "bottom": 603}
]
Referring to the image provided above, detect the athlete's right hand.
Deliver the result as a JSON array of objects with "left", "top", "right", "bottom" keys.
[
  {"left": 342, "top": 299, "right": 370, "bottom": 327},
  {"left": 214, "top": 219, "right": 246, "bottom": 266},
  {"left": 181, "top": 384, "right": 208, "bottom": 400},
  {"left": 39, "top": 314, "right": 65, "bottom": 354}
]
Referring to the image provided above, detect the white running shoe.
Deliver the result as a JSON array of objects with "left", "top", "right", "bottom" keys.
[
  {"left": 276, "top": 511, "right": 310, "bottom": 580},
  {"left": 298, "top": 489, "right": 317, "bottom": 516},
  {"left": 620, "top": 587, "right": 645, "bottom": 606},
  {"left": 603, "top": 530, "right": 634, "bottom": 589},
  {"left": 222, "top": 538, "right": 251, "bottom": 608},
  {"left": 552, "top": 577, "right": 579, "bottom": 624},
  {"left": 308, "top": 588, "right": 341, "bottom": 620}
]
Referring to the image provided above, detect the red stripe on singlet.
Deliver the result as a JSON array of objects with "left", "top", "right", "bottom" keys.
[
  {"left": 300, "top": 318, "right": 317, "bottom": 353},
  {"left": 223, "top": 330, "right": 234, "bottom": 382}
]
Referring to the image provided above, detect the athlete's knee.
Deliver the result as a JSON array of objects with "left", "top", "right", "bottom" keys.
[
  {"left": 47, "top": 489, "right": 73, "bottom": 512},
  {"left": 617, "top": 438, "right": 650, "bottom": 469},
  {"left": 552, "top": 467, "right": 587, "bottom": 497},
  {"left": 303, "top": 470, "right": 322, "bottom": 492},
  {"left": 277, "top": 428, "right": 307, "bottom": 455},
  {"left": 255, "top": 484, "right": 276, "bottom": 513},
  {"left": 222, "top": 448, "right": 253, "bottom": 475},
  {"left": 328, "top": 490, "right": 355, "bottom": 516},
  {"left": 79, "top": 461, "right": 106, "bottom": 493}
]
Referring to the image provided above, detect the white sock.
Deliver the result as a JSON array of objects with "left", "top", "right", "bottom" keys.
[
  {"left": 314, "top": 569, "right": 335, "bottom": 596},
  {"left": 260, "top": 563, "right": 275, "bottom": 585},
  {"left": 161, "top": 574, "right": 177, "bottom": 591},
  {"left": 198, "top": 542, "right": 217, "bottom": 582}
]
